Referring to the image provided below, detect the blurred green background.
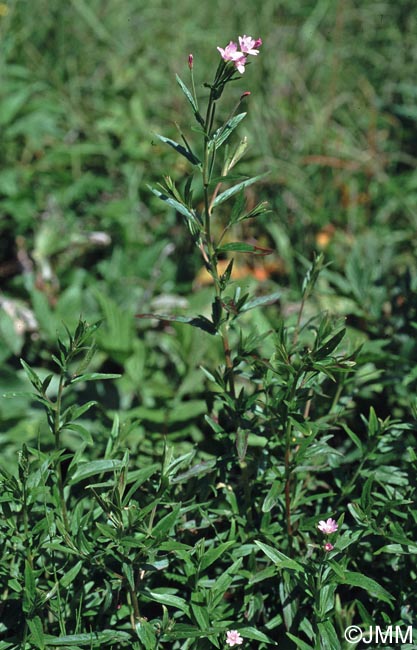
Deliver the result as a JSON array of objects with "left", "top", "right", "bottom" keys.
[{"left": 1, "top": 0, "right": 417, "bottom": 466}]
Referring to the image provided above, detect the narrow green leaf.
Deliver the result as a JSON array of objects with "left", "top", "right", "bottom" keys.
[
  {"left": 122, "top": 465, "right": 160, "bottom": 504},
  {"left": 374, "top": 543, "right": 417, "bottom": 555},
  {"left": 149, "top": 186, "right": 201, "bottom": 229},
  {"left": 368, "top": 406, "right": 379, "bottom": 437},
  {"left": 151, "top": 504, "right": 181, "bottom": 538},
  {"left": 68, "top": 459, "right": 125, "bottom": 485},
  {"left": 240, "top": 291, "right": 281, "bottom": 313},
  {"left": 20, "top": 359, "right": 43, "bottom": 392},
  {"left": 341, "top": 424, "right": 363, "bottom": 452},
  {"left": 212, "top": 173, "right": 268, "bottom": 208},
  {"left": 60, "top": 560, "right": 83, "bottom": 588},
  {"left": 122, "top": 562, "right": 135, "bottom": 591},
  {"left": 210, "top": 112, "right": 247, "bottom": 149},
  {"left": 69, "top": 372, "right": 121, "bottom": 384},
  {"left": 318, "top": 620, "right": 340, "bottom": 650},
  {"left": 236, "top": 428, "right": 249, "bottom": 462},
  {"left": 145, "top": 590, "right": 190, "bottom": 614},
  {"left": 64, "top": 423, "right": 94, "bottom": 444},
  {"left": 262, "top": 479, "right": 283, "bottom": 512},
  {"left": 136, "top": 312, "right": 217, "bottom": 334},
  {"left": 340, "top": 570, "right": 394, "bottom": 605},
  {"left": 176, "top": 74, "right": 197, "bottom": 112},
  {"left": 154, "top": 133, "right": 200, "bottom": 165},
  {"left": 23, "top": 560, "right": 36, "bottom": 614},
  {"left": 199, "top": 541, "right": 235, "bottom": 572},
  {"left": 314, "top": 328, "right": 346, "bottom": 360},
  {"left": 27, "top": 616, "right": 45, "bottom": 650},
  {"left": 286, "top": 632, "right": 314, "bottom": 650},
  {"left": 65, "top": 400, "right": 97, "bottom": 421},
  {"left": 161, "top": 624, "right": 207, "bottom": 641},
  {"left": 43, "top": 630, "right": 131, "bottom": 646},
  {"left": 191, "top": 602, "right": 211, "bottom": 630},
  {"left": 170, "top": 459, "right": 216, "bottom": 484},
  {"left": 239, "top": 627, "right": 277, "bottom": 645},
  {"left": 255, "top": 541, "right": 303, "bottom": 572},
  {"left": 135, "top": 619, "right": 157, "bottom": 649},
  {"left": 216, "top": 242, "right": 258, "bottom": 254}
]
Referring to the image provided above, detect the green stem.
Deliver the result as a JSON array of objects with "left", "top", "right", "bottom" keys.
[
  {"left": 240, "top": 460, "right": 253, "bottom": 526},
  {"left": 201, "top": 92, "right": 236, "bottom": 398},
  {"left": 129, "top": 587, "right": 141, "bottom": 628},
  {"left": 284, "top": 419, "right": 293, "bottom": 548},
  {"left": 21, "top": 480, "right": 33, "bottom": 568},
  {"left": 283, "top": 374, "right": 302, "bottom": 553},
  {"left": 54, "top": 375, "right": 69, "bottom": 532}
]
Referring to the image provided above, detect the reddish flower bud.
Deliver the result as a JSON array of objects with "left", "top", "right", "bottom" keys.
[{"left": 188, "top": 53, "right": 193, "bottom": 69}]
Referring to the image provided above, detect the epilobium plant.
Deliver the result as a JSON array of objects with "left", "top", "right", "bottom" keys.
[
  {"left": 3, "top": 35, "right": 416, "bottom": 650},
  {"left": 140, "top": 37, "right": 408, "bottom": 650}
]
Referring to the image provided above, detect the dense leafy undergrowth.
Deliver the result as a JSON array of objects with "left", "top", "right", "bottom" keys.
[{"left": 1, "top": 1, "right": 417, "bottom": 649}]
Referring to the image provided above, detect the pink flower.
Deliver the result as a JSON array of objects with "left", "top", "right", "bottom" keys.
[
  {"left": 217, "top": 41, "right": 241, "bottom": 62},
  {"left": 217, "top": 41, "right": 247, "bottom": 74},
  {"left": 324, "top": 542, "right": 334, "bottom": 552},
  {"left": 188, "top": 53, "right": 193, "bottom": 69},
  {"left": 238, "top": 35, "right": 262, "bottom": 56},
  {"left": 226, "top": 630, "right": 243, "bottom": 647},
  {"left": 317, "top": 518, "right": 338, "bottom": 534},
  {"left": 233, "top": 55, "right": 247, "bottom": 74},
  {"left": 217, "top": 36, "right": 262, "bottom": 74}
]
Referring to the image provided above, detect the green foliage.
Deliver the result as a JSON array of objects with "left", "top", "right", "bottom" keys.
[{"left": 1, "top": 2, "right": 417, "bottom": 649}]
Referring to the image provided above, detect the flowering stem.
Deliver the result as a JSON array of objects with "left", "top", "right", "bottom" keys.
[
  {"left": 201, "top": 90, "right": 237, "bottom": 398},
  {"left": 54, "top": 374, "right": 70, "bottom": 532}
]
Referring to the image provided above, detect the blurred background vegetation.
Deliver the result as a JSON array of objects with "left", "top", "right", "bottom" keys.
[{"left": 1, "top": 0, "right": 417, "bottom": 468}]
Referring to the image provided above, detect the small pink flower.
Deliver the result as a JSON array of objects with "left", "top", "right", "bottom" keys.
[
  {"left": 188, "top": 53, "right": 193, "bottom": 69},
  {"left": 324, "top": 542, "right": 334, "bottom": 552},
  {"left": 217, "top": 41, "right": 241, "bottom": 62},
  {"left": 226, "top": 630, "right": 243, "bottom": 647},
  {"left": 238, "top": 35, "right": 262, "bottom": 56},
  {"left": 317, "top": 518, "right": 338, "bottom": 534},
  {"left": 233, "top": 55, "right": 247, "bottom": 74},
  {"left": 217, "top": 41, "right": 247, "bottom": 74}
]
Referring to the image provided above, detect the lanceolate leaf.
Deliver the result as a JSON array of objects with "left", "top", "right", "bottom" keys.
[
  {"left": 314, "top": 328, "right": 346, "bottom": 359},
  {"left": 240, "top": 291, "right": 281, "bottom": 313},
  {"left": 339, "top": 570, "right": 394, "bottom": 605},
  {"left": 216, "top": 242, "right": 273, "bottom": 254},
  {"left": 210, "top": 112, "right": 247, "bottom": 150},
  {"left": 136, "top": 312, "right": 217, "bottom": 334},
  {"left": 154, "top": 133, "right": 201, "bottom": 165},
  {"left": 43, "top": 631, "right": 131, "bottom": 647},
  {"left": 176, "top": 74, "right": 205, "bottom": 126},
  {"left": 255, "top": 540, "right": 303, "bottom": 572},
  {"left": 68, "top": 459, "right": 125, "bottom": 485},
  {"left": 144, "top": 590, "right": 190, "bottom": 615},
  {"left": 149, "top": 186, "right": 201, "bottom": 230},
  {"left": 212, "top": 173, "right": 268, "bottom": 208},
  {"left": 175, "top": 74, "right": 198, "bottom": 112},
  {"left": 69, "top": 372, "right": 121, "bottom": 384}
]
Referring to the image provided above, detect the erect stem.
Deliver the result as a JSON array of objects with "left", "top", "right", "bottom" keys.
[
  {"left": 129, "top": 587, "right": 141, "bottom": 629},
  {"left": 284, "top": 420, "right": 293, "bottom": 544},
  {"left": 201, "top": 91, "right": 236, "bottom": 398},
  {"left": 54, "top": 374, "right": 70, "bottom": 532}
]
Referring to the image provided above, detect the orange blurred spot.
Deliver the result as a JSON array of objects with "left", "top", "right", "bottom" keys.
[
  {"left": 194, "top": 259, "right": 284, "bottom": 287},
  {"left": 316, "top": 224, "right": 336, "bottom": 249}
]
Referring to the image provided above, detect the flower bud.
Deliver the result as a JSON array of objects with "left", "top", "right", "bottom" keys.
[{"left": 188, "top": 53, "right": 193, "bottom": 69}]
